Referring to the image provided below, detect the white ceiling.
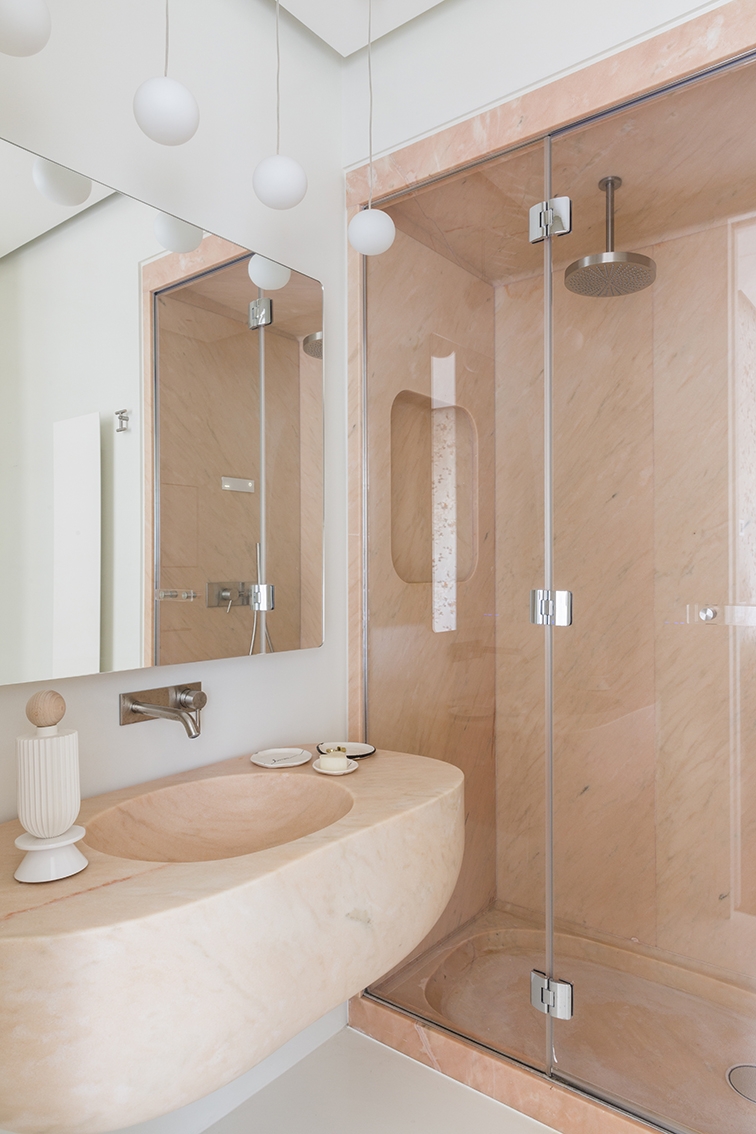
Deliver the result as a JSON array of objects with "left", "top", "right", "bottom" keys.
[{"left": 279, "top": 0, "right": 448, "bottom": 56}]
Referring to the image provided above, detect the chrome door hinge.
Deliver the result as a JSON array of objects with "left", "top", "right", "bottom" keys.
[
  {"left": 530, "top": 589, "right": 572, "bottom": 626},
  {"left": 531, "top": 971, "right": 573, "bottom": 1019},
  {"left": 250, "top": 583, "right": 275, "bottom": 611},
  {"left": 248, "top": 297, "right": 273, "bottom": 328},
  {"left": 529, "top": 196, "right": 572, "bottom": 243}
]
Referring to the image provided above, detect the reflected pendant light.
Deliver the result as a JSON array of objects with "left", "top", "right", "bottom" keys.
[
  {"left": 0, "top": 0, "right": 50, "bottom": 56},
  {"left": 248, "top": 254, "right": 291, "bottom": 290},
  {"left": 32, "top": 157, "right": 91, "bottom": 206},
  {"left": 253, "top": 0, "right": 307, "bottom": 209},
  {"left": 154, "top": 211, "right": 203, "bottom": 252},
  {"left": 134, "top": 0, "right": 199, "bottom": 146},
  {"left": 348, "top": 0, "right": 395, "bottom": 256}
]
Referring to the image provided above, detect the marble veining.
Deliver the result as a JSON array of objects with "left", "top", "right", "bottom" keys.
[
  {"left": 350, "top": 992, "right": 652, "bottom": 1134},
  {"left": 0, "top": 750, "right": 463, "bottom": 1134}
]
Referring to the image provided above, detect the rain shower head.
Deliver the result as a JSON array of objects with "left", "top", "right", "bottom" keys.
[
  {"left": 302, "top": 331, "right": 323, "bottom": 359},
  {"left": 564, "top": 176, "right": 656, "bottom": 297}
]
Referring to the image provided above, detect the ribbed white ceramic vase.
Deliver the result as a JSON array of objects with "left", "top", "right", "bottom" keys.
[{"left": 17, "top": 730, "right": 80, "bottom": 839}]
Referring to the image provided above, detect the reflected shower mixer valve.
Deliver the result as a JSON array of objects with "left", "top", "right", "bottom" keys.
[{"left": 206, "top": 581, "right": 275, "bottom": 611}]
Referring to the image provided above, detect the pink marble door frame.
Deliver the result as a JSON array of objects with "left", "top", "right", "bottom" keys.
[{"left": 346, "top": 4, "right": 756, "bottom": 1130}]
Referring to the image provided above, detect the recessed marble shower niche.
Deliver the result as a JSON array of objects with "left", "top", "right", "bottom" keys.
[{"left": 390, "top": 361, "right": 477, "bottom": 634}]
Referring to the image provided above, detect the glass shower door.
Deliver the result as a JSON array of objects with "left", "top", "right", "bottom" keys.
[
  {"left": 364, "top": 139, "right": 551, "bottom": 1071},
  {"left": 549, "top": 60, "right": 756, "bottom": 1134}
]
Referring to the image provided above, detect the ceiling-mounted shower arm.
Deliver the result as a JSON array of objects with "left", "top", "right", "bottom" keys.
[
  {"left": 598, "top": 175, "right": 621, "bottom": 253},
  {"left": 564, "top": 175, "right": 655, "bottom": 297}
]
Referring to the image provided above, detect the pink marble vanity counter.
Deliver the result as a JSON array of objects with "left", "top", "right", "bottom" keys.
[{"left": 0, "top": 748, "right": 463, "bottom": 1134}]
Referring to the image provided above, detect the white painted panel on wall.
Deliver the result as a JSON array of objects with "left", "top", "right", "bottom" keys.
[
  {"left": 280, "top": 0, "right": 448, "bottom": 56},
  {"left": 52, "top": 412, "right": 101, "bottom": 677}
]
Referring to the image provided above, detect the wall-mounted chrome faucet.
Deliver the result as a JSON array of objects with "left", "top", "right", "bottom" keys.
[{"left": 119, "top": 683, "right": 207, "bottom": 739}]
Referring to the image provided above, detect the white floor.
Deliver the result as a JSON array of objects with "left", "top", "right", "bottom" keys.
[{"left": 205, "top": 1028, "right": 558, "bottom": 1134}]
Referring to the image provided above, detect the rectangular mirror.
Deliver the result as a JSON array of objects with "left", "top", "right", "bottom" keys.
[{"left": 0, "top": 138, "right": 324, "bottom": 686}]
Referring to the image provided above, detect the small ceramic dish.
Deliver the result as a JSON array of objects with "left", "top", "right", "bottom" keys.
[
  {"left": 316, "top": 741, "right": 376, "bottom": 759},
  {"left": 312, "top": 757, "right": 359, "bottom": 776},
  {"left": 250, "top": 748, "right": 311, "bottom": 768}
]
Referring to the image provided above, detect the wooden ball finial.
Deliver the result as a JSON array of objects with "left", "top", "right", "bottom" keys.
[{"left": 26, "top": 690, "right": 66, "bottom": 728}]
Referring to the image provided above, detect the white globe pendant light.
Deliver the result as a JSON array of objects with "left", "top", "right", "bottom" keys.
[
  {"left": 32, "top": 157, "right": 92, "bottom": 206},
  {"left": 133, "top": 2, "right": 199, "bottom": 146},
  {"left": 154, "top": 211, "right": 203, "bottom": 253},
  {"left": 348, "top": 208, "right": 395, "bottom": 256},
  {"left": 253, "top": 0, "right": 307, "bottom": 211},
  {"left": 134, "top": 75, "right": 199, "bottom": 146},
  {"left": 0, "top": 0, "right": 50, "bottom": 56},
  {"left": 347, "top": 0, "right": 394, "bottom": 256},
  {"left": 248, "top": 254, "right": 291, "bottom": 291},
  {"left": 253, "top": 154, "right": 307, "bottom": 211}
]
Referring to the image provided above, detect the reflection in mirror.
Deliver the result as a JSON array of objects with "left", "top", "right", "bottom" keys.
[
  {"left": 149, "top": 251, "right": 324, "bottom": 663},
  {"left": 0, "top": 138, "right": 323, "bottom": 686}
]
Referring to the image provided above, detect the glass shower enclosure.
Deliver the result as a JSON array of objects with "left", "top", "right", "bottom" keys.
[{"left": 364, "top": 53, "right": 756, "bottom": 1134}]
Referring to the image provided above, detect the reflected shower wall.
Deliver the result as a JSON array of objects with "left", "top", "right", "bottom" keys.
[{"left": 153, "top": 258, "right": 323, "bottom": 665}]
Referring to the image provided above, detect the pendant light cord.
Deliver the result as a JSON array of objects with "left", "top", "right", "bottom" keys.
[
  {"left": 367, "top": 0, "right": 373, "bottom": 207},
  {"left": 164, "top": 0, "right": 169, "bottom": 77},
  {"left": 276, "top": 0, "right": 281, "bottom": 155}
]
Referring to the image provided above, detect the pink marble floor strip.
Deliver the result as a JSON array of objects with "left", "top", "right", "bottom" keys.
[{"left": 349, "top": 995, "right": 653, "bottom": 1134}]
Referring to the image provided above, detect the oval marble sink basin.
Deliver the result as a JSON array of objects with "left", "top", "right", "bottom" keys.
[
  {"left": 84, "top": 773, "right": 353, "bottom": 862},
  {"left": 0, "top": 749, "right": 463, "bottom": 1134}
]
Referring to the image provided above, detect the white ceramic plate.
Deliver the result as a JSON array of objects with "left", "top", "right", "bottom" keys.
[
  {"left": 250, "top": 748, "right": 311, "bottom": 768},
  {"left": 312, "top": 758, "right": 359, "bottom": 776},
  {"left": 316, "top": 741, "right": 376, "bottom": 758}
]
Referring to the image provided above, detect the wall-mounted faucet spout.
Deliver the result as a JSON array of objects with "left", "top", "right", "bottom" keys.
[
  {"left": 119, "top": 685, "right": 207, "bottom": 739},
  {"left": 126, "top": 698, "right": 201, "bottom": 738}
]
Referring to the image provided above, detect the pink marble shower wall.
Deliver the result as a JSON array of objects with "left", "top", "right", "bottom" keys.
[
  {"left": 366, "top": 230, "right": 497, "bottom": 954},
  {"left": 494, "top": 218, "right": 756, "bottom": 981}
]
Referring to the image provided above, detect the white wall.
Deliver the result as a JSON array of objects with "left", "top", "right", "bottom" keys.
[
  {"left": 342, "top": 0, "right": 734, "bottom": 166},
  {"left": 0, "top": 0, "right": 347, "bottom": 819}
]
